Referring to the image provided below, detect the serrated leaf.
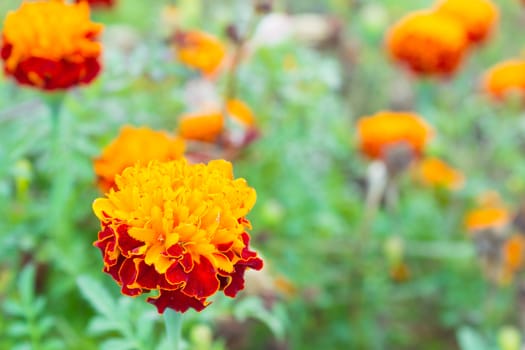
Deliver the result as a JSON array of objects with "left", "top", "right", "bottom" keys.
[
  {"left": 76, "top": 276, "right": 116, "bottom": 319},
  {"left": 7, "top": 321, "right": 29, "bottom": 337},
  {"left": 18, "top": 265, "right": 35, "bottom": 307},
  {"left": 3, "top": 300, "right": 24, "bottom": 316},
  {"left": 457, "top": 327, "right": 487, "bottom": 350},
  {"left": 100, "top": 338, "right": 138, "bottom": 350},
  {"left": 233, "top": 297, "right": 285, "bottom": 340},
  {"left": 87, "top": 316, "right": 121, "bottom": 335}
]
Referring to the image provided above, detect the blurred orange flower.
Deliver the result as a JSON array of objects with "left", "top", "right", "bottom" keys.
[
  {"left": 502, "top": 235, "right": 525, "bottom": 273},
  {"left": 483, "top": 59, "right": 525, "bottom": 99},
  {"left": 179, "top": 111, "right": 225, "bottom": 142},
  {"left": 386, "top": 11, "right": 468, "bottom": 76},
  {"left": 178, "top": 100, "right": 257, "bottom": 142},
  {"left": 93, "top": 159, "right": 263, "bottom": 313},
  {"left": 75, "top": 0, "right": 116, "bottom": 7},
  {"left": 357, "top": 111, "right": 433, "bottom": 160},
  {"left": 93, "top": 126, "right": 185, "bottom": 193},
  {"left": 174, "top": 30, "right": 227, "bottom": 76},
  {"left": 465, "top": 207, "right": 510, "bottom": 232},
  {"left": 1, "top": 1, "right": 102, "bottom": 90},
  {"left": 418, "top": 157, "right": 465, "bottom": 190},
  {"left": 434, "top": 0, "right": 498, "bottom": 44}
]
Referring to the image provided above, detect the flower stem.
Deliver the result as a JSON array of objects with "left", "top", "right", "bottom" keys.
[{"left": 164, "top": 309, "right": 183, "bottom": 350}]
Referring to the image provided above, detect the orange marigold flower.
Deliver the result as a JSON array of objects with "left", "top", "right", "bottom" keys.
[
  {"left": 503, "top": 235, "right": 525, "bottom": 273},
  {"left": 226, "top": 99, "right": 256, "bottom": 127},
  {"left": 483, "top": 59, "right": 525, "bottom": 99},
  {"left": 434, "top": 0, "right": 498, "bottom": 44},
  {"left": 174, "top": 30, "right": 227, "bottom": 76},
  {"left": 418, "top": 157, "right": 465, "bottom": 190},
  {"left": 1, "top": 1, "right": 103, "bottom": 90},
  {"left": 357, "top": 111, "right": 433, "bottom": 160},
  {"left": 179, "top": 100, "right": 257, "bottom": 142},
  {"left": 179, "top": 111, "right": 225, "bottom": 142},
  {"left": 75, "top": 0, "right": 116, "bottom": 7},
  {"left": 94, "top": 126, "right": 185, "bottom": 193},
  {"left": 465, "top": 207, "right": 510, "bottom": 232},
  {"left": 386, "top": 11, "right": 468, "bottom": 76},
  {"left": 93, "top": 159, "right": 263, "bottom": 313}
]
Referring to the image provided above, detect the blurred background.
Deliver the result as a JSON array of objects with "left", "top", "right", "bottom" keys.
[{"left": 2, "top": 0, "right": 525, "bottom": 349}]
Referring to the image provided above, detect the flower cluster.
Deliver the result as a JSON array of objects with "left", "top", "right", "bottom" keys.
[
  {"left": 386, "top": 0, "right": 498, "bottom": 77},
  {"left": 93, "top": 159, "right": 263, "bottom": 313},
  {"left": 1, "top": 1, "right": 103, "bottom": 90},
  {"left": 94, "top": 126, "right": 186, "bottom": 193}
]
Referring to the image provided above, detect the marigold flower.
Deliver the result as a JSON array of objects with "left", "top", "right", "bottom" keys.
[
  {"left": 502, "top": 235, "right": 525, "bottom": 273},
  {"left": 434, "top": 0, "right": 498, "bottom": 44},
  {"left": 94, "top": 126, "right": 185, "bottom": 193},
  {"left": 174, "top": 30, "right": 227, "bottom": 76},
  {"left": 179, "top": 111, "right": 225, "bottom": 142},
  {"left": 178, "top": 100, "right": 257, "bottom": 142},
  {"left": 1, "top": 1, "right": 102, "bottom": 90},
  {"left": 93, "top": 159, "right": 263, "bottom": 313},
  {"left": 465, "top": 207, "right": 510, "bottom": 232},
  {"left": 75, "top": 0, "right": 116, "bottom": 7},
  {"left": 483, "top": 59, "right": 525, "bottom": 99},
  {"left": 386, "top": 11, "right": 468, "bottom": 76},
  {"left": 357, "top": 111, "right": 433, "bottom": 160},
  {"left": 418, "top": 157, "right": 465, "bottom": 190}
]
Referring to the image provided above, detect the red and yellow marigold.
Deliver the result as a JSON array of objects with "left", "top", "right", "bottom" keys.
[
  {"left": 483, "top": 59, "right": 525, "bottom": 99},
  {"left": 1, "top": 1, "right": 103, "bottom": 90},
  {"left": 386, "top": 11, "right": 468, "bottom": 76},
  {"left": 434, "top": 0, "right": 498, "bottom": 44},
  {"left": 357, "top": 111, "right": 433, "bottom": 160},
  {"left": 174, "top": 30, "right": 227, "bottom": 76},
  {"left": 93, "top": 159, "right": 263, "bottom": 313},
  {"left": 93, "top": 126, "right": 185, "bottom": 193},
  {"left": 418, "top": 157, "right": 465, "bottom": 190}
]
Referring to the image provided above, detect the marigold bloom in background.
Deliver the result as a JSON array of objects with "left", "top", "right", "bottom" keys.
[
  {"left": 482, "top": 59, "right": 525, "bottom": 100},
  {"left": 93, "top": 159, "right": 263, "bottom": 313},
  {"left": 174, "top": 30, "right": 227, "bottom": 76},
  {"left": 434, "top": 0, "right": 498, "bottom": 44},
  {"left": 386, "top": 11, "right": 468, "bottom": 76},
  {"left": 1, "top": 1, "right": 102, "bottom": 90},
  {"left": 75, "top": 0, "right": 116, "bottom": 8},
  {"left": 357, "top": 111, "right": 433, "bottom": 160},
  {"left": 93, "top": 126, "right": 185, "bottom": 192},
  {"left": 502, "top": 235, "right": 525, "bottom": 274},
  {"left": 418, "top": 157, "right": 465, "bottom": 190},
  {"left": 179, "top": 100, "right": 257, "bottom": 142},
  {"left": 465, "top": 204, "right": 510, "bottom": 232}
]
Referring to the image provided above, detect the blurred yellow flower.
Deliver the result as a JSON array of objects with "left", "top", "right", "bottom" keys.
[
  {"left": 94, "top": 126, "right": 185, "bottom": 192},
  {"left": 93, "top": 159, "right": 263, "bottom": 313},
  {"left": 386, "top": 10, "right": 468, "bottom": 76}
]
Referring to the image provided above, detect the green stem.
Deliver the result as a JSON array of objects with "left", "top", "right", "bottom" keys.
[{"left": 164, "top": 309, "right": 183, "bottom": 350}]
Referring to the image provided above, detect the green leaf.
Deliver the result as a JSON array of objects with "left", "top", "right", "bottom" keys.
[
  {"left": 76, "top": 276, "right": 116, "bottom": 319},
  {"left": 233, "top": 297, "right": 286, "bottom": 340},
  {"left": 17, "top": 264, "right": 35, "bottom": 307},
  {"left": 100, "top": 338, "right": 138, "bottom": 350},
  {"left": 457, "top": 327, "right": 488, "bottom": 350}
]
